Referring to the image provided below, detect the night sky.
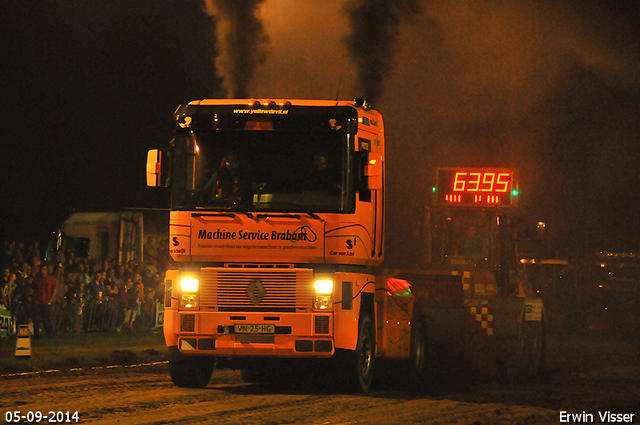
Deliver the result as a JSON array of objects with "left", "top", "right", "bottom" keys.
[{"left": 2, "top": 0, "right": 639, "bottom": 266}]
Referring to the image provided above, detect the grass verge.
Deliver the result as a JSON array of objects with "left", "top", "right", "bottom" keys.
[{"left": 0, "top": 328, "right": 167, "bottom": 374}]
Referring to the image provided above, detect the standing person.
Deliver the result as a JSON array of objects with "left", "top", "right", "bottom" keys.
[
  {"left": 103, "top": 268, "right": 119, "bottom": 330},
  {"left": 132, "top": 272, "right": 144, "bottom": 302},
  {"left": 13, "top": 261, "right": 34, "bottom": 330},
  {"left": 149, "top": 271, "right": 163, "bottom": 303},
  {"left": 143, "top": 236, "right": 158, "bottom": 265},
  {"left": 119, "top": 277, "right": 134, "bottom": 329},
  {"left": 156, "top": 239, "right": 170, "bottom": 276},
  {"left": 87, "top": 271, "right": 105, "bottom": 299},
  {"left": 1, "top": 267, "right": 11, "bottom": 307},
  {"left": 145, "top": 257, "right": 158, "bottom": 276},
  {"left": 13, "top": 242, "right": 25, "bottom": 266},
  {"left": 141, "top": 287, "right": 157, "bottom": 328},
  {"left": 122, "top": 260, "right": 135, "bottom": 284},
  {"left": 51, "top": 264, "right": 66, "bottom": 333},
  {"left": 29, "top": 240, "right": 41, "bottom": 265},
  {"left": 63, "top": 250, "right": 76, "bottom": 271},
  {"left": 76, "top": 262, "right": 91, "bottom": 287},
  {"left": 99, "top": 260, "right": 110, "bottom": 275},
  {"left": 65, "top": 281, "right": 85, "bottom": 334},
  {"left": 57, "top": 274, "right": 71, "bottom": 332},
  {"left": 30, "top": 256, "right": 42, "bottom": 279},
  {"left": 86, "top": 271, "right": 105, "bottom": 330},
  {"left": 32, "top": 266, "right": 57, "bottom": 338},
  {"left": 2, "top": 241, "right": 16, "bottom": 271},
  {"left": 128, "top": 276, "right": 143, "bottom": 328},
  {"left": 113, "top": 264, "right": 124, "bottom": 289},
  {"left": 104, "top": 268, "right": 117, "bottom": 294}
]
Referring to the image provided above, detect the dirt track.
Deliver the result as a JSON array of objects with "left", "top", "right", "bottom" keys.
[{"left": 1, "top": 333, "right": 638, "bottom": 424}]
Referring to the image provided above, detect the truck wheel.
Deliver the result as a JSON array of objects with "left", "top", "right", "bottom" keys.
[
  {"left": 168, "top": 346, "right": 214, "bottom": 388},
  {"left": 518, "top": 317, "right": 546, "bottom": 377},
  {"left": 410, "top": 319, "right": 429, "bottom": 380},
  {"left": 337, "top": 314, "right": 376, "bottom": 392}
]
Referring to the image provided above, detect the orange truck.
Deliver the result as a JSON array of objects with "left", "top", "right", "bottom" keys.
[{"left": 146, "top": 99, "right": 544, "bottom": 391}]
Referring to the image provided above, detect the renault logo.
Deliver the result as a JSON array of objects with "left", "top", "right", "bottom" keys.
[{"left": 247, "top": 279, "right": 266, "bottom": 305}]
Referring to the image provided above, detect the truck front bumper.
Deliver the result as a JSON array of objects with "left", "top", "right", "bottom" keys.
[{"left": 167, "top": 310, "right": 334, "bottom": 358}]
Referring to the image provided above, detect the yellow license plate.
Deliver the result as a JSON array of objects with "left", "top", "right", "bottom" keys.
[{"left": 234, "top": 324, "right": 275, "bottom": 334}]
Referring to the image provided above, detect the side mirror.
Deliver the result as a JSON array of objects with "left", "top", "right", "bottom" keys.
[
  {"left": 364, "top": 152, "right": 383, "bottom": 190},
  {"left": 146, "top": 149, "right": 168, "bottom": 187}
]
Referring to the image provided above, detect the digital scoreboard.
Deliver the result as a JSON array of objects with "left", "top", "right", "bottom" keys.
[{"left": 434, "top": 168, "right": 518, "bottom": 207}]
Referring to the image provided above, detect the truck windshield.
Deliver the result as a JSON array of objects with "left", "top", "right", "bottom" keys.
[{"left": 170, "top": 109, "right": 354, "bottom": 214}]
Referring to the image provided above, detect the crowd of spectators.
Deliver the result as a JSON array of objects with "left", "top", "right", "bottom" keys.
[{"left": 1, "top": 238, "right": 169, "bottom": 338}]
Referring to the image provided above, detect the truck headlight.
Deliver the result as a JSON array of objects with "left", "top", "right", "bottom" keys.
[
  {"left": 180, "top": 276, "right": 199, "bottom": 308},
  {"left": 314, "top": 278, "right": 333, "bottom": 310},
  {"left": 181, "top": 277, "right": 199, "bottom": 292}
]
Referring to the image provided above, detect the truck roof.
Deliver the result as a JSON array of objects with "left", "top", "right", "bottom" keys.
[{"left": 189, "top": 99, "right": 361, "bottom": 108}]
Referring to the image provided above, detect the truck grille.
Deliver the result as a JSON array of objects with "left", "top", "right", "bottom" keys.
[
  {"left": 200, "top": 267, "right": 314, "bottom": 312},
  {"left": 315, "top": 316, "right": 330, "bottom": 334},
  {"left": 180, "top": 314, "right": 195, "bottom": 332}
]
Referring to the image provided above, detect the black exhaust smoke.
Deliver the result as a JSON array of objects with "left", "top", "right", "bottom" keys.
[
  {"left": 203, "top": 0, "right": 269, "bottom": 98},
  {"left": 344, "top": 0, "right": 423, "bottom": 105}
]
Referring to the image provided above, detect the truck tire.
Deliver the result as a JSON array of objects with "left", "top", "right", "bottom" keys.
[
  {"left": 336, "top": 314, "right": 376, "bottom": 392},
  {"left": 410, "top": 318, "right": 429, "bottom": 381},
  {"left": 168, "top": 346, "right": 215, "bottom": 388}
]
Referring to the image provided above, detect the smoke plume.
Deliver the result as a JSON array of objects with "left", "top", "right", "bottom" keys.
[
  {"left": 343, "top": 0, "right": 423, "bottom": 105},
  {"left": 203, "top": 0, "right": 269, "bottom": 98}
]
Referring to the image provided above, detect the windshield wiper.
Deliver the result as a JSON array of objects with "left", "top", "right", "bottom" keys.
[
  {"left": 192, "top": 212, "right": 236, "bottom": 218},
  {"left": 256, "top": 213, "right": 301, "bottom": 219},
  {"left": 191, "top": 209, "right": 254, "bottom": 219},
  {"left": 191, "top": 197, "right": 255, "bottom": 219},
  {"left": 234, "top": 207, "right": 254, "bottom": 219},
  {"left": 257, "top": 202, "right": 323, "bottom": 221}
]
